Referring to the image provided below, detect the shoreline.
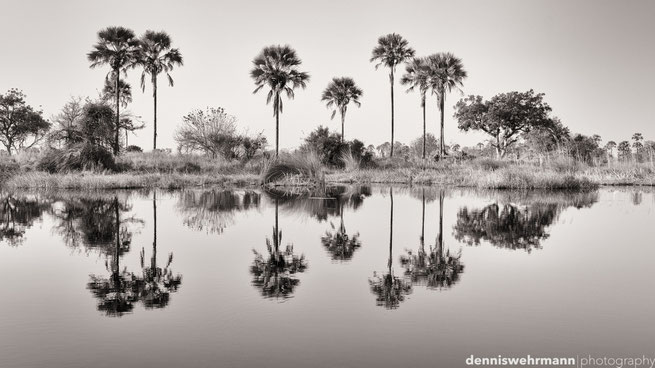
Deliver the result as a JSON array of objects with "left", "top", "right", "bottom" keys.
[{"left": 2, "top": 168, "right": 653, "bottom": 191}]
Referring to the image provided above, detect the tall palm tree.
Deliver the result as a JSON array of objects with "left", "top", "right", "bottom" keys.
[
  {"left": 88, "top": 26, "right": 140, "bottom": 155},
  {"left": 370, "top": 34, "right": 415, "bottom": 158},
  {"left": 137, "top": 31, "right": 183, "bottom": 151},
  {"left": 401, "top": 57, "right": 430, "bottom": 159},
  {"left": 250, "top": 45, "right": 310, "bottom": 157},
  {"left": 426, "top": 52, "right": 467, "bottom": 156},
  {"left": 321, "top": 77, "right": 363, "bottom": 142}
]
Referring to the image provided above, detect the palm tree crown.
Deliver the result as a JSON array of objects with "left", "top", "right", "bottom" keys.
[
  {"left": 370, "top": 33, "right": 416, "bottom": 70},
  {"left": 137, "top": 30, "right": 183, "bottom": 150},
  {"left": 426, "top": 52, "right": 467, "bottom": 156},
  {"left": 88, "top": 26, "right": 140, "bottom": 155},
  {"left": 250, "top": 45, "right": 309, "bottom": 156},
  {"left": 321, "top": 77, "right": 363, "bottom": 142},
  {"left": 370, "top": 33, "right": 415, "bottom": 158}
]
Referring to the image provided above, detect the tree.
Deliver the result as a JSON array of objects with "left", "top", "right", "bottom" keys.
[
  {"left": 321, "top": 77, "right": 363, "bottom": 142},
  {"left": 137, "top": 30, "right": 183, "bottom": 151},
  {"left": 401, "top": 57, "right": 430, "bottom": 159},
  {"left": 454, "top": 90, "right": 552, "bottom": 158},
  {"left": 49, "top": 96, "right": 85, "bottom": 147},
  {"left": 618, "top": 140, "right": 631, "bottom": 160},
  {"left": 409, "top": 133, "right": 438, "bottom": 159},
  {"left": 88, "top": 26, "right": 140, "bottom": 155},
  {"left": 632, "top": 132, "right": 644, "bottom": 161},
  {"left": 175, "top": 107, "right": 265, "bottom": 159},
  {"left": 426, "top": 53, "right": 467, "bottom": 156},
  {"left": 604, "top": 140, "right": 617, "bottom": 163},
  {"left": 0, "top": 89, "right": 50, "bottom": 154},
  {"left": 370, "top": 33, "right": 415, "bottom": 158},
  {"left": 298, "top": 126, "right": 348, "bottom": 166},
  {"left": 250, "top": 45, "right": 309, "bottom": 157}
]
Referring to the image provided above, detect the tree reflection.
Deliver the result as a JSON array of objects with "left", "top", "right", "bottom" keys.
[
  {"left": 137, "top": 191, "right": 182, "bottom": 309},
  {"left": 369, "top": 188, "right": 412, "bottom": 309},
  {"left": 265, "top": 185, "right": 371, "bottom": 222},
  {"left": 401, "top": 189, "right": 464, "bottom": 290},
  {"left": 320, "top": 201, "right": 362, "bottom": 262},
  {"left": 251, "top": 198, "right": 307, "bottom": 300},
  {"left": 86, "top": 197, "right": 140, "bottom": 317},
  {"left": 0, "top": 193, "right": 50, "bottom": 246},
  {"left": 453, "top": 191, "right": 598, "bottom": 252},
  {"left": 177, "top": 189, "right": 261, "bottom": 234}
]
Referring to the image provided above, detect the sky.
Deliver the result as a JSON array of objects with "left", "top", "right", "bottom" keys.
[{"left": 0, "top": 0, "right": 653, "bottom": 152}]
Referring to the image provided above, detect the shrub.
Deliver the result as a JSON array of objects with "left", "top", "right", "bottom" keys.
[
  {"left": 37, "top": 142, "right": 116, "bottom": 173},
  {"left": 261, "top": 151, "right": 324, "bottom": 185},
  {"left": 126, "top": 145, "right": 143, "bottom": 153}
]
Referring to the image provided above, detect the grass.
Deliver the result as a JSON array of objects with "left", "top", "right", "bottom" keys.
[{"left": 2, "top": 151, "right": 654, "bottom": 190}]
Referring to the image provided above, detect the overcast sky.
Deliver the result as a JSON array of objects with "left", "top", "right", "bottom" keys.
[{"left": 1, "top": 0, "right": 653, "bottom": 151}]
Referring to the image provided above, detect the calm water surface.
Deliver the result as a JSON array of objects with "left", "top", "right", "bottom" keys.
[{"left": 1, "top": 186, "right": 654, "bottom": 368}]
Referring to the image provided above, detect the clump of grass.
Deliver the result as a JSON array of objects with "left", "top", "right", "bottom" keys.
[
  {"left": 340, "top": 149, "right": 361, "bottom": 172},
  {"left": 117, "top": 151, "right": 251, "bottom": 175},
  {"left": 475, "top": 166, "right": 596, "bottom": 190},
  {"left": 261, "top": 151, "right": 324, "bottom": 185}
]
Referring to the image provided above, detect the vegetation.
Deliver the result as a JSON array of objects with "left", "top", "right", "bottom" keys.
[
  {"left": 1, "top": 28, "right": 653, "bottom": 192},
  {"left": 250, "top": 45, "right": 309, "bottom": 157},
  {"left": 370, "top": 33, "right": 415, "bottom": 158},
  {"left": 137, "top": 30, "right": 183, "bottom": 150},
  {"left": 321, "top": 77, "right": 363, "bottom": 142}
]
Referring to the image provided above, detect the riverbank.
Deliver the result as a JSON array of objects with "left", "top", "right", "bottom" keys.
[
  {"left": 2, "top": 164, "right": 654, "bottom": 190},
  {"left": 2, "top": 151, "right": 654, "bottom": 190}
]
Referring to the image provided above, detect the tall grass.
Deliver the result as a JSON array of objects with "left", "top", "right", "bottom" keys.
[{"left": 261, "top": 151, "right": 324, "bottom": 185}]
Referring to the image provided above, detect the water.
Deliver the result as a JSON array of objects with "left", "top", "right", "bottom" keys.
[{"left": 1, "top": 186, "right": 654, "bottom": 368}]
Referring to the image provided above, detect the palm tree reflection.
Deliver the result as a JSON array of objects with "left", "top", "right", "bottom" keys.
[
  {"left": 177, "top": 189, "right": 261, "bottom": 234},
  {"left": 369, "top": 188, "right": 412, "bottom": 309},
  {"left": 137, "top": 191, "right": 182, "bottom": 309},
  {"left": 87, "top": 197, "right": 140, "bottom": 317},
  {"left": 400, "top": 189, "right": 464, "bottom": 290},
  {"left": 321, "top": 201, "right": 362, "bottom": 262},
  {"left": 251, "top": 198, "right": 307, "bottom": 300}
]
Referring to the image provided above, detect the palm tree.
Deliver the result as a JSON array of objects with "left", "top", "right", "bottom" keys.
[
  {"left": 321, "top": 77, "right": 363, "bottom": 142},
  {"left": 250, "top": 45, "right": 310, "bottom": 157},
  {"left": 88, "top": 26, "right": 140, "bottom": 155},
  {"left": 401, "top": 57, "right": 430, "bottom": 159},
  {"left": 370, "top": 34, "right": 415, "bottom": 158},
  {"left": 426, "top": 52, "right": 467, "bottom": 156},
  {"left": 137, "top": 31, "right": 183, "bottom": 151},
  {"left": 320, "top": 201, "right": 362, "bottom": 261}
]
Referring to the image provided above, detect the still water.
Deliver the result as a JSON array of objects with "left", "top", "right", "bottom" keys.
[{"left": 0, "top": 186, "right": 654, "bottom": 368}]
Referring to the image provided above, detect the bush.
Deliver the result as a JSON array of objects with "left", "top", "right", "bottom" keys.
[
  {"left": 37, "top": 142, "right": 116, "bottom": 173},
  {"left": 126, "top": 145, "right": 143, "bottom": 153},
  {"left": 0, "top": 156, "right": 20, "bottom": 180}
]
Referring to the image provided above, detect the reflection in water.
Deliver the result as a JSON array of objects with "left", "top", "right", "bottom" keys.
[
  {"left": 177, "top": 189, "right": 261, "bottom": 234},
  {"left": 401, "top": 189, "right": 464, "bottom": 290},
  {"left": 86, "top": 197, "right": 140, "bottom": 317},
  {"left": 50, "top": 194, "right": 143, "bottom": 253},
  {"left": 0, "top": 193, "right": 49, "bottom": 246},
  {"left": 87, "top": 193, "right": 182, "bottom": 316},
  {"left": 266, "top": 186, "right": 371, "bottom": 221},
  {"left": 320, "top": 201, "right": 362, "bottom": 262},
  {"left": 138, "top": 192, "right": 182, "bottom": 309},
  {"left": 453, "top": 191, "right": 598, "bottom": 252},
  {"left": 251, "top": 198, "right": 307, "bottom": 300},
  {"left": 369, "top": 188, "right": 412, "bottom": 309}
]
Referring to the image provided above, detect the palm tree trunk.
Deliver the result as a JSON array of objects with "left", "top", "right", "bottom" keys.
[
  {"left": 275, "top": 94, "right": 280, "bottom": 158},
  {"left": 341, "top": 109, "right": 346, "bottom": 143},
  {"left": 152, "top": 191, "right": 157, "bottom": 270},
  {"left": 390, "top": 69, "right": 395, "bottom": 158},
  {"left": 115, "top": 70, "right": 121, "bottom": 155},
  {"left": 388, "top": 187, "right": 393, "bottom": 272},
  {"left": 438, "top": 190, "right": 444, "bottom": 259},
  {"left": 113, "top": 197, "right": 120, "bottom": 274},
  {"left": 153, "top": 76, "right": 158, "bottom": 151},
  {"left": 439, "top": 93, "right": 445, "bottom": 156},
  {"left": 274, "top": 198, "right": 279, "bottom": 252},
  {"left": 422, "top": 97, "right": 426, "bottom": 159}
]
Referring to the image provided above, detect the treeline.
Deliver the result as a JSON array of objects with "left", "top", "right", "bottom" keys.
[{"left": 1, "top": 28, "right": 652, "bottom": 174}]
